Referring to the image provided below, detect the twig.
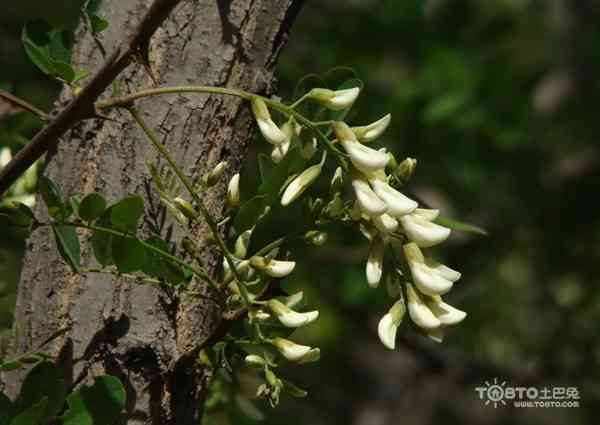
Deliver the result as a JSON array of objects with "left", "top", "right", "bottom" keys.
[
  {"left": 0, "top": 90, "right": 49, "bottom": 121},
  {"left": 0, "top": 0, "right": 183, "bottom": 195}
]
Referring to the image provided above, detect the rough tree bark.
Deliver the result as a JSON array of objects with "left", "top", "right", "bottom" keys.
[{"left": 2, "top": 0, "right": 302, "bottom": 423}]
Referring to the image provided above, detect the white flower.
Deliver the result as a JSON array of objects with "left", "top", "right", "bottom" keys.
[
  {"left": 426, "top": 296, "right": 467, "bottom": 325},
  {"left": 271, "top": 139, "right": 291, "bottom": 163},
  {"left": 273, "top": 338, "right": 320, "bottom": 363},
  {"left": 0, "top": 147, "right": 11, "bottom": 169},
  {"left": 332, "top": 121, "right": 389, "bottom": 174},
  {"left": 234, "top": 229, "right": 253, "bottom": 259},
  {"left": 406, "top": 283, "right": 441, "bottom": 330},
  {"left": 283, "top": 291, "right": 304, "bottom": 308},
  {"left": 412, "top": 208, "right": 439, "bottom": 221},
  {"left": 372, "top": 213, "right": 399, "bottom": 234},
  {"left": 377, "top": 299, "right": 406, "bottom": 350},
  {"left": 281, "top": 161, "right": 323, "bottom": 206},
  {"left": 352, "top": 114, "right": 391, "bottom": 142},
  {"left": 351, "top": 177, "right": 387, "bottom": 216},
  {"left": 399, "top": 213, "right": 451, "bottom": 247},
  {"left": 366, "top": 236, "right": 385, "bottom": 288},
  {"left": 308, "top": 87, "right": 360, "bottom": 110},
  {"left": 245, "top": 354, "right": 268, "bottom": 367},
  {"left": 251, "top": 97, "right": 287, "bottom": 145},
  {"left": 227, "top": 173, "right": 240, "bottom": 207},
  {"left": 403, "top": 243, "right": 458, "bottom": 295},
  {"left": 369, "top": 179, "right": 418, "bottom": 217},
  {"left": 250, "top": 256, "right": 296, "bottom": 278},
  {"left": 267, "top": 299, "right": 319, "bottom": 328}
]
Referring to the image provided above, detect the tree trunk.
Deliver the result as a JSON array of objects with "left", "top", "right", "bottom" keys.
[{"left": 3, "top": 0, "right": 302, "bottom": 423}]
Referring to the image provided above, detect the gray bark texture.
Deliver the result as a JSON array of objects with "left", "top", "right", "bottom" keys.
[{"left": 2, "top": 0, "right": 302, "bottom": 423}]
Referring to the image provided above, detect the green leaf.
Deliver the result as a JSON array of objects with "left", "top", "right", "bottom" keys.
[
  {"left": 38, "top": 176, "right": 64, "bottom": 219},
  {"left": 72, "top": 69, "right": 90, "bottom": 84},
  {"left": 61, "top": 375, "right": 125, "bottom": 425},
  {"left": 112, "top": 236, "right": 147, "bottom": 273},
  {"left": 10, "top": 398, "right": 47, "bottom": 425},
  {"left": 89, "top": 16, "right": 109, "bottom": 34},
  {"left": 21, "top": 20, "right": 54, "bottom": 75},
  {"left": 257, "top": 153, "right": 274, "bottom": 183},
  {"left": 110, "top": 196, "right": 144, "bottom": 231},
  {"left": 141, "top": 237, "right": 184, "bottom": 284},
  {"left": 53, "top": 225, "right": 81, "bottom": 272},
  {"left": 233, "top": 195, "right": 268, "bottom": 233},
  {"left": 436, "top": 216, "right": 488, "bottom": 236},
  {"left": 15, "top": 362, "right": 66, "bottom": 420},
  {"left": 91, "top": 209, "right": 114, "bottom": 266},
  {"left": 0, "top": 392, "right": 14, "bottom": 425},
  {"left": 50, "top": 60, "right": 75, "bottom": 83},
  {"left": 79, "top": 193, "right": 107, "bottom": 222}
]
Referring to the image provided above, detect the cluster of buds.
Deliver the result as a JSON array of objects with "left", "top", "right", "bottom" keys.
[{"left": 0, "top": 147, "right": 37, "bottom": 209}]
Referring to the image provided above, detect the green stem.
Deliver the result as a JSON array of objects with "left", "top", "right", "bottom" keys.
[
  {"left": 62, "top": 221, "right": 221, "bottom": 293},
  {"left": 128, "top": 107, "right": 252, "bottom": 308},
  {"left": 81, "top": 267, "right": 161, "bottom": 285}
]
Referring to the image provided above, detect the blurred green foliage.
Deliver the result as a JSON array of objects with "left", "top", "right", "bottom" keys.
[{"left": 2, "top": 0, "right": 599, "bottom": 424}]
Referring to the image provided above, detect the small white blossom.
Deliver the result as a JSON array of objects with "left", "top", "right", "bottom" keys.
[
  {"left": 372, "top": 213, "right": 399, "bottom": 234},
  {"left": 369, "top": 179, "right": 418, "bottom": 217},
  {"left": 351, "top": 114, "right": 391, "bottom": 142},
  {"left": 0, "top": 147, "right": 11, "bottom": 169},
  {"left": 403, "top": 243, "right": 458, "bottom": 295},
  {"left": 377, "top": 299, "right": 406, "bottom": 350},
  {"left": 308, "top": 87, "right": 360, "bottom": 110},
  {"left": 406, "top": 283, "right": 441, "bottom": 330},
  {"left": 281, "top": 161, "right": 323, "bottom": 206},
  {"left": 399, "top": 212, "right": 451, "bottom": 247},
  {"left": 426, "top": 296, "right": 467, "bottom": 325},
  {"left": 251, "top": 97, "right": 287, "bottom": 145},
  {"left": 267, "top": 299, "right": 319, "bottom": 328},
  {"left": 273, "top": 338, "right": 320, "bottom": 363},
  {"left": 250, "top": 256, "right": 296, "bottom": 278},
  {"left": 234, "top": 229, "right": 253, "bottom": 259},
  {"left": 366, "top": 236, "right": 385, "bottom": 288},
  {"left": 351, "top": 177, "right": 387, "bottom": 216}
]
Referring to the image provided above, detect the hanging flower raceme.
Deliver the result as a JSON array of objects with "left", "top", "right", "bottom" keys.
[{"left": 251, "top": 97, "right": 287, "bottom": 145}]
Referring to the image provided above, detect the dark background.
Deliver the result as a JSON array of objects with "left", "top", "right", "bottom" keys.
[{"left": 1, "top": 1, "right": 599, "bottom": 424}]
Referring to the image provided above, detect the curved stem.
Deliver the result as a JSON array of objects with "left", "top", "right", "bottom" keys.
[{"left": 128, "top": 107, "right": 252, "bottom": 307}]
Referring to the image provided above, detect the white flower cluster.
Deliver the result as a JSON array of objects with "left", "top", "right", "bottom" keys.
[{"left": 228, "top": 86, "right": 466, "bottom": 364}]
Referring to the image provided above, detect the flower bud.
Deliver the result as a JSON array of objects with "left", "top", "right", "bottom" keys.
[
  {"left": 351, "top": 114, "right": 391, "bottom": 143},
  {"left": 204, "top": 161, "right": 228, "bottom": 186},
  {"left": 377, "top": 299, "right": 406, "bottom": 350},
  {"left": 267, "top": 299, "right": 319, "bottom": 328},
  {"left": 173, "top": 197, "right": 198, "bottom": 220},
  {"left": 227, "top": 173, "right": 241, "bottom": 207},
  {"left": 245, "top": 354, "right": 268, "bottom": 367},
  {"left": 366, "top": 235, "right": 385, "bottom": 288},
  {"left": 281, "top": 161, "right": 323, "bottom": 206},
  {"left": 396, "top": 157, "right": 417, "bottom": 181},
  {"left": 426, "top": 296, "right": 467, "bottom": 325},
  {"left": 0, "top": 147, "right": 12, "bottom": 169},
  {"left": 399, "top": 213, "right": 451, "bottom": 247},
  {"left": 330, "top": 166, "right": 343, "bottom": 194},
  {"left": 272, "top": 119, "right": 295, "bottom": 163},
  {"left": 369, "top": 179, "right": 417, "bottom": 217},
  {"left": 283, "top": 291, "right": 304, "bottom": 308},
  {"left": 406, "top": 283, "right": 441, "bottom": 330},
  {"left": 161, "top": 196, "right": 187, "bottom": 224},
  {"left": 251, "top": 97, "right": 287, "bottom": 145},
  {"left": 249, "top": 309, "right": 271, "bottom": 321},
  {"left": 307, "top": 87, "right": 360, "bottom": 111},
  {"left": 250, "top": 256, "right": 296, "bottom": 278},
  {"left": 304, "top": 230, "right": 328, "bottom": 246},
  {"left": 351, "top": 177, "right": 387, "bottom": 216},
  {"left": 301, "top": 137, "right": 318, "bottom": 160},
  {"left": 412, "top": 208, "right": 439, "bottom": 221},
  {"left": 273, "top": 338, "right": 320, "bottom": 363},
  {"left": 234, "top": 229, "right": 253, "bottom": 259}
]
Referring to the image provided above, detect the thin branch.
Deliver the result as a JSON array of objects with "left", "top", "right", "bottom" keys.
[
  {"left": 0, "top": 0, "right": 183, "bottom": 195},
  {"left": 0, "top": 90, "right": 49, "bottom": 121}
]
